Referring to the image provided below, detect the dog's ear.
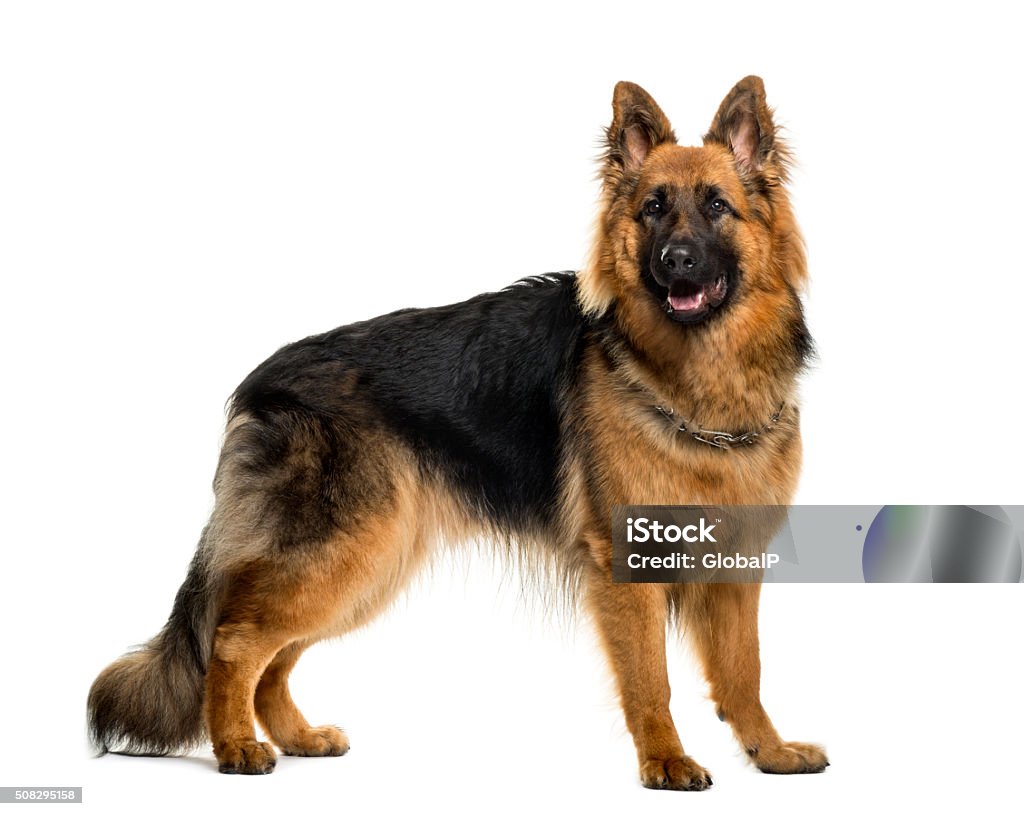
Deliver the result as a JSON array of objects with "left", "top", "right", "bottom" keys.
[
  {"left": 705, "top": 76, "right": 784, "bottom": 179},
  {"left": 604, "top": 82, "right": 676, "bottom": 181}
]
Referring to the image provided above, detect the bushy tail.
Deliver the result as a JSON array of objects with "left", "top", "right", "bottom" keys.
[{"left": 87, "top": 537, "right": 220, "bottom": 756}]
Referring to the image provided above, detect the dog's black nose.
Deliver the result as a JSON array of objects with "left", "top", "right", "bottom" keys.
[{"left": 661, "top": 242, "right": 701, "bottom": 273}]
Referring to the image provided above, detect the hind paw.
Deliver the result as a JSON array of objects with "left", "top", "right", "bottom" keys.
[
  {"left": 279, "top": 725, "right": 350, "bottom": 757},
  {"left": 216, "top": 739, "right": 277, "bottom": 774}
]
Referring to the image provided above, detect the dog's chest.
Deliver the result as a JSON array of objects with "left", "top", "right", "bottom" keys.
[{"left": 580, "top": 399, "right": 802, "bottom": 510}]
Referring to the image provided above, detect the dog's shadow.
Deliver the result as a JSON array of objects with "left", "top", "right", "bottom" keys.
[{"left": 104, "top": 751, "right": 219, "bottom": 773}]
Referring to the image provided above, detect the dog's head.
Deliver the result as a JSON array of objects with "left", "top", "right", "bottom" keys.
[{"left": 579, "top": 78, "right": 807, "bottom": 338}]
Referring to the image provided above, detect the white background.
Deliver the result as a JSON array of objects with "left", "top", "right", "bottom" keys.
[{"left": 2, "top": 1, "right": 1022, "bottom": 813}]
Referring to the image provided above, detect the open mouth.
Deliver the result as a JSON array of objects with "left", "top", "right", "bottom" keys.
[{"left": 665, "top": 275, "right": 729, "bottom": 322}]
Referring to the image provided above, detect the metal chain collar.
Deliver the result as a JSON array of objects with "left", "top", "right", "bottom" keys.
[{"left": 654, "top": 402, "right": 785, "bottom": 450}]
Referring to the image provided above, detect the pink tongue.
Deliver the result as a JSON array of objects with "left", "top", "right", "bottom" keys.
[{"left": 669, "top": 289, "right": 704, "bottom": 311}]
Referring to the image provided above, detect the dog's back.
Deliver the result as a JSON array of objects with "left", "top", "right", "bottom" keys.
[{"left": 232, "top": 272, "right": 587, "bottom": 533}]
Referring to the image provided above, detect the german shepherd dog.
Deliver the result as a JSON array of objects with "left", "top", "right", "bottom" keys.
[{"left": 89, "top": 77, "right": 827, "bottom": 788}]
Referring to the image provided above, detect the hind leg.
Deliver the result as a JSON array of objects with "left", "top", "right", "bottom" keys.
[
  {"left": 204, "top": 413, "right": 432, "bottom": 774},
  {"left": 255, "top": 640, "right": 349, "bottom": 757},
  {"left": 204, "top": 508, "right": 429, "bottom": 772},
  {"left": 690, "top": 583, "right": 828, "bottom": 774},
  {"left": 205, "top": 543, "right": 418, "bottom": 774},
  {"left": 206, "top": 621, "right": 288, "bottom": 774}
]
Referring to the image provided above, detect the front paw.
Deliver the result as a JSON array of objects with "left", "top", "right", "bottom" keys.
[
  {"left": 640, "top": 755, "right": 713, "bottom": 791},
  {"left": 749, "top": 740, "right": 829, "bottom": 774}
]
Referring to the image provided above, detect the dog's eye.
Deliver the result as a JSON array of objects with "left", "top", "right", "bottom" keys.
[
  {"left": 643, "top": 200, "right": 663, "bottom": 217},
  {"left": 710, "top": 198, "right": 729, "bottom": 214}
]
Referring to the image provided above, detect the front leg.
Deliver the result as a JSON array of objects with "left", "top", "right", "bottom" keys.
[
  {"left": 690, "top": 583, "right": 828, "bottom": 774},
  {"left": 583, "top": 563, "right": 712, "bottom": 791}
]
